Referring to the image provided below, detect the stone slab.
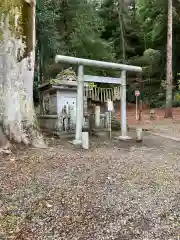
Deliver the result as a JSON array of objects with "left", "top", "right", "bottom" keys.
[{"left": 115, "top": 135, "right": 132, "bottom": 141}]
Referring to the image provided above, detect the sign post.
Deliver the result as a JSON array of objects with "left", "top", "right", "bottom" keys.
[
  {"left": 107, "top": 99, "right": 114, "bottom": 139},
  {"left": 139, "top": 99, "right": 142, "bottom": 121},
  {"left": 135, "top": 90, "right": 140, "bottom": 120}
]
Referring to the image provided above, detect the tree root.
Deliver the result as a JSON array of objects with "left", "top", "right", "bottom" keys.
[{"left": 0, "top": 121, "right": 47, "bottom": 151}]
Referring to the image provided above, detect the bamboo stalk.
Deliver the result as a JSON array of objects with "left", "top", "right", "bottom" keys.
[
  {"left": 109, "top": 88, "right": 111, "bottom": 100},
  {"left": 110, "top": 88, "right": 113, "bottom": 100},
  {"left": 97, "top": 87, "right": 99, "bottom": 101},
  {"left": 112, "top": 88, "right": 115, "bottom": 101},
  {"left": 105, "top": 88, "right": 108, "bottom": 102},
  {"left": 107, "top": 88, "right": 110, "bottom": 100},
  {"left": 92, "top": 87, "right": 96, "bottom": 100},
  {"left": 94, "top": 87, "right": 97, "bottom": 101},
  {"left": 100, "top": 88, "right": 102, "bottom": 102},
  {"left": 91, "top": 88, "right": 94, "bottom": 100},
  {"left": 102, "top": 88, "right": 104, "bottom": 102},
  {"left": 89, "top": 87, "right": 92, "bottom": 99}
]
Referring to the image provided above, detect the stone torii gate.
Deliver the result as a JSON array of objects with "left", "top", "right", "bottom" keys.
[{"left": 55, "top": 55, "right": 142, "bottom": 145}]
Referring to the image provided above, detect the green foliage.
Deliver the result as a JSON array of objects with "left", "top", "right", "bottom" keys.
[
  {"left": 36, "top": 0, "right": 115, "bottom": 78},
  {"left": 34, "top": 0, "right": 180, "bottom": 106},
  {"left": 111, "top": 116, "right": 121, "bottom": 131},
  {"left": 172, "top": 99, "right": 180, "bottom": 108},
  {"left": 36, "top": 0, "right": 64, "bottom": 66},
  {"left": 100, "top": 0, "right": 143, "bottom": 61},
  {"left": 174, "top": 92, "right": 180, "bottom": 101}
]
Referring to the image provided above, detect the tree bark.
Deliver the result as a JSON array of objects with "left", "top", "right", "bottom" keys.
[
  {"left": 118, "top": 0, "right": 126, "bottom": 63},
  {"left": 165, "top": 0, "right": 173, "bottom": 118},
  {"left": 0, "top": 0, "right": 46, "bottom": 150}
]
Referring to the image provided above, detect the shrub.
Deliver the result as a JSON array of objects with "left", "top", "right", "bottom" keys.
[
  {"left": 174, "top": 92, "right": 180, "bottom": 101},
  {"left": 172, "top": 99, "right": 180, "bottom": 107},
  {"left": 111, "top": 116, "right": 129, "bottom": 131}
]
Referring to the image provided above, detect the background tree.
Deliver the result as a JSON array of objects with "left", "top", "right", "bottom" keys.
[
  {"left": 118, "top": 0, "right": 126, "bottom": 62},
  {"left": 165, "top": 0, "right": 173, "bottom": 118},
  {"left": 36, "top": 0, "right": 115, "bottom": 81},
  {"left": 36, "top": 0, "right": 180, "bottom": 108}
]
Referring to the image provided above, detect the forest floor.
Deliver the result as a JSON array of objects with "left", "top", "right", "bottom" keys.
[
  {"left": 1, "top": 132, "right": 180, "bottom": 239},
  {"left": 118, "top": 105, "right": 180, "bottom": 139},
  {"left": 117, "top": 104, "right": 180, "bottom": 126}
]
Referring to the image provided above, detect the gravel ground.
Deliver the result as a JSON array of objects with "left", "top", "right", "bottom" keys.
[
  {"left": 151, "top": 123, "right": 180, "bottom": 139},
  {"left": 1, "top": 132, "right": 180, "bottom": 239}
]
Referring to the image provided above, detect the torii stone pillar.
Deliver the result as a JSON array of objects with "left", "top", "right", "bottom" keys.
[
  {"left": 115, "top": 70, "right": 131, "bottom": 140},
  {"left": 73, "top": 65, "right": 84, "bottom": 145}
]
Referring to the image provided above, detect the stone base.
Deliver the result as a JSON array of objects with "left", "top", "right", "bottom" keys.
[
  {"left": 70, "top": 139, "right": 82, "bottom": 145},
  {"left": 82, "top": 132, "right": 89, "bottom": 150},
  {"left": 115, "top": 135, "right": 132, "bottom": 141}
]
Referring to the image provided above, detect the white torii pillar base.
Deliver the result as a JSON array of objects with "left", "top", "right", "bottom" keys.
[
  {"left": 115, "top": 135, "right": 132, "bottom": 141},
  {"left": 72, "top": 139, "right": 82, "bottom": 145}
]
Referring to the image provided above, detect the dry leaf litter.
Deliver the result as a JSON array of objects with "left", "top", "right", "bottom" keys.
[{"left": 0, "top": 133, "right": 180, "bottom": 239}]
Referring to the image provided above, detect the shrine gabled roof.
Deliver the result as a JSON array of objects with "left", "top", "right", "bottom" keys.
[{"left": 39, "top": 80, "right": 88, "bottom": 92}]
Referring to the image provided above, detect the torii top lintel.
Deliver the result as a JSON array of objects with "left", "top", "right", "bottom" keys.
[{"left": 55, "top": 55, "right": 142, "bottom": 73}]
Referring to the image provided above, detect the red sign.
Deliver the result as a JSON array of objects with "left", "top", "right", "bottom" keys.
[{"left": 135, "top": 90, "right": 140, "bottom": 97}]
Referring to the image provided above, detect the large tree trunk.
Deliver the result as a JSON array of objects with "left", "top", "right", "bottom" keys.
[
  {"left": 165, "top": 0, "right": 173, "bottom": 118},
  {"left": 0, "top": 0, "right": 46, "bottom": 150}
]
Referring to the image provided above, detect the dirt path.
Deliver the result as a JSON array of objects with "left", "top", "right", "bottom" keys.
[
  {"left": 1, "top": 134, "right": 180, "bottom": 239},
  {"left": 117, "top": 105, "right": 180, "bottom": 127}
]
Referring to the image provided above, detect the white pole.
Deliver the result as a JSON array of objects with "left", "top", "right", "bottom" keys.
[
  {"left": 95, "top": 105, "right": 100, "bottom": 127},
  {"left": 82, "top": 131, "right": 89, "bottom": 149},
  {"left": 121, "top": 70, "right": 127, "bottom": 137},
  {"left": 73, "top": 65, "right": 84, "bottom": 145},
  {"left": 136, "top": 96, "right": 138, "bottom": 120},
  {"left": 109, "top": 111, "right": 112, "bottom": 139}
]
